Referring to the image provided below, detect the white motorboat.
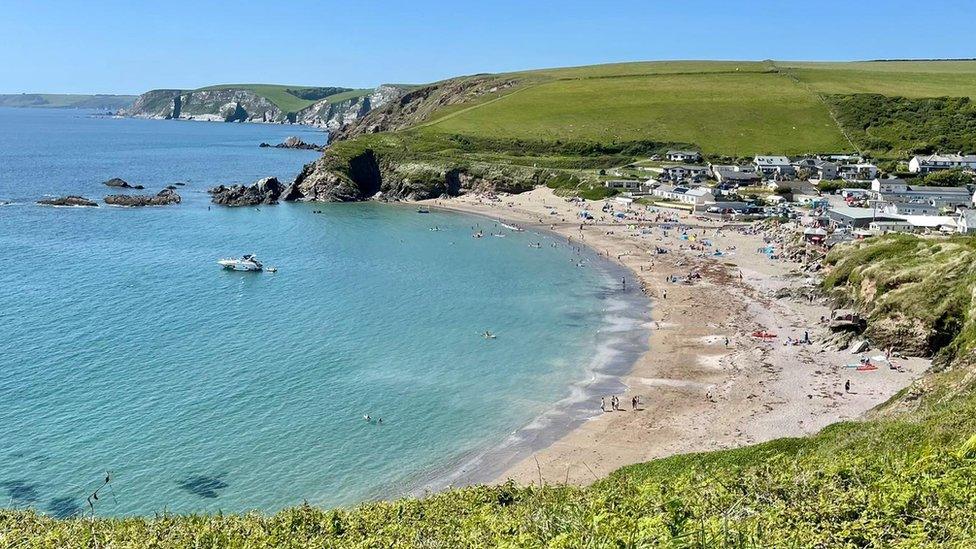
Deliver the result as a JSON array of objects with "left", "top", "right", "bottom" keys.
[{"left": 218, "top": 254, "right": 263, "bottom": 272}]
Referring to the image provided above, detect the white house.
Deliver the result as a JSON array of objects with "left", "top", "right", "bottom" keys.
[
  {"left": 652, "top": 185, "right": 715, "bottom": 206},
  {"left": 661, "top": 164, "right": 709, "bottom": 182},
  {"left": 958, "top": 211, "right": 976, "bottom": 234},
  {"left": 837, "top": 163, "right": 878, "bottom": 181},
  {"left": 603, "top": 179, "right": 641, "bottom": 190},
  {"left": 711, "top": 164, "right": 760, "bottom": 185},
  {"left": 908, "top": 154, "right": 976, "bottom": 174},
  {"left": 666, "top": 150, "right": 701, "bottom": 163},
  {"left": 753, "top": 156, "right": 795, "bottom": 179}
]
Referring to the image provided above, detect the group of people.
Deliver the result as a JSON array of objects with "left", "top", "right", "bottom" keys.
[{"left": 601, "top": 395, "right": 640, "bottom": 412}]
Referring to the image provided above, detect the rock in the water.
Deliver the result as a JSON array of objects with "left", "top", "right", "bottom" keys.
[
  {"left": 102, "top": 177, "right": 145, "bottom": 190},
  {"left": 259, "top": 136, "right": 323, "bottom": 151},
  {"left": 208, "top": 177, "right": 285, "bottom": 207},
  {"left": 104, "top": 188, "right": 181, "bottom": 207},
  {"left": 37, "top": 195, "right": 98, "bottom": 207}
]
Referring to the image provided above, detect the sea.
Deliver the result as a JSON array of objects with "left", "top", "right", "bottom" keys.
[{"left": 0, "top": 107, "right": 648, "bottom": 517}]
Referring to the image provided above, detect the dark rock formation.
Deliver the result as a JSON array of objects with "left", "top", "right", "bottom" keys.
[
  {"left": 258, "top": 136, "right": 323, "bottom": 151},
  {"left": 104, "top": 188, "right": 181, "bottom": 207},
  {"left": 282, "top": 147, "right": 536, "bottom": 203},
  {"left": 103, "top": 178, "right": 145, "bottom": 190},
  {"left": 37, "top": 195, "right": 98, "bottom": 207},
  {"left": 208, "top": 177, "right": 285, "bottom": 206}
]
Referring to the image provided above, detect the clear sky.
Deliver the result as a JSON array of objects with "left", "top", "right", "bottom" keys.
[{"left": 1, "top": 0, "right": 974, "bottom": 94}]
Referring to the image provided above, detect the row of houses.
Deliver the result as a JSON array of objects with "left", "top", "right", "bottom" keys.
[
  {"left": 825, "top": 177, "right": 976, "bottom": 235},
  {"left": 657, "top": 155, "right": 883, "bottom": 185},
  {"left": 908, "top": 153, "right": 976, "bottom": 174}
]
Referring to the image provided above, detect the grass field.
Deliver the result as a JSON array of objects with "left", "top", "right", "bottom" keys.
[
  {"left": 426, "top": 72, "right": 849, "bottom": 155},
  {"left": 404, "top": 59, "right": 976, "bottom": 156}
]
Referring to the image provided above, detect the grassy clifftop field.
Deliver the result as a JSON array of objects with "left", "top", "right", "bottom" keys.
[{"left": 342, "top": 59, "right": 976, "bottom": 158}]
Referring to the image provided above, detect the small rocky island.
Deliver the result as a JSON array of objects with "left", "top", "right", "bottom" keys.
[
  {"left": 37, "top": 196, "right": 99, "bottom": 207},
  {"left": 103, "top": 177, "right": 145, "bottom": 190},
  {"left": 208, "top": 177, "right": 288, "bottom": 206},
  {"left": 104, "top": 188, "right": 181, "bottom": 207},
  {"left": 259, "top": 136, "right": 323, "bottom": 151}
]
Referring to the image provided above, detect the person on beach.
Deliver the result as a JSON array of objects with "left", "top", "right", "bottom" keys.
[
  {"left": 845, "top": 380, "right": 851, "bottom": 393},
  {"left": 631, "top": 396, "right": 638, "bottom": 410},
  {"left": 601, "top": 397, "right": 606, "bottom": 412}
]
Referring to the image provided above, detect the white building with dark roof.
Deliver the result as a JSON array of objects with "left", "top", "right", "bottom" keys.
[
  {"left": 666, "top": 150, "right": 701, "bottom": 163},
  {"left": 753, "top": 156, "right": 795, "bottom": 178},
  {"left": 908, "top": 154, "right": 976, "bottom": 174}
]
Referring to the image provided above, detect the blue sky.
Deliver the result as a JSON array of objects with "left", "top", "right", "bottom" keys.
[{"left": 1, "top": 0, "right": 974, "bottom": 94}]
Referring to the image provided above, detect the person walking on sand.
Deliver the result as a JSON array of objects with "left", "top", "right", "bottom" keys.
[
  {"left": 845, "top": 380, "right": 851, "bottom": 393},
  {"left": 631, "top": 396, "right": 637, "bottom": 410},
  {"left": 601, "top": 397, "right": 606, "bottom": 412}
]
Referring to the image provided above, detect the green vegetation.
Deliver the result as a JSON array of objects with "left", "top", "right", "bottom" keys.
[
  {"left": 197, "top": 84, "right": 366, "bottom": 113},
  {"left": 824, "top": 234, "right": 976, "bottom": 364},
  {"left": 0, "top": 93, "right": 136, "bottom": 109},
  {"left": 426, "top": 72, "right": 848, "bottom": 156},
  {"left": 827, "top": 94, "right": 976, "bottom": 158},
  {"left": 918, "top": 169, "right": 976, "bottom": 187}
]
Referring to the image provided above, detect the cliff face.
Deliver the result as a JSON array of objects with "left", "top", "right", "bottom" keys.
[
  {"left": 295, "top": 85, "right": 404, "bottom": 130},
  {"left": 123, "top": 89, "right": 287, "bottom": 122},
  {"left": 123, "top": 85, "right": 406, "bottom": 126},
  {"left": 329, "top": 76, "right": 519, "bottom": 142},
  {"left": 285, "top": 144, "right": 538, "bottom": 203}
]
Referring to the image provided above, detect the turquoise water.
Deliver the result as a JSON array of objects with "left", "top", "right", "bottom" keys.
[{"left": 0, "top": 108, "right": 645, "bottom": 517}]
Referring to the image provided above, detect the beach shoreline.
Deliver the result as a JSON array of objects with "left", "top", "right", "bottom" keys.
[
  {"left": 418, "top": 188, "right": 930, "bottom": 486},
  {"left": 400, "top": 206, "right": 653, "bottom": 495}
]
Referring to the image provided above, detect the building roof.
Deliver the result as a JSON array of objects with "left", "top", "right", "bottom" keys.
[
  {"left": 663, "top": 164, "right": 708, "bottom": 171},
  {"left": 913, "top": 153, "right": 976, "bottom": 164},
  {"left": 906, "top": 185, "right": 971, "bottom": 194},
  {"left": 686, "top": 187, "right": 714, "bottom": 197},
  {"left": 828, "top": 206, "right": 884, "bottom": 220},
  {"left": 754, "top": 155, "right": 791, "bottom": 166}
]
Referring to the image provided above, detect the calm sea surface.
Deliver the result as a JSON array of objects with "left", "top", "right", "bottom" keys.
[{"left": 0, "top": 108, "right": 645, "bottom": 516}]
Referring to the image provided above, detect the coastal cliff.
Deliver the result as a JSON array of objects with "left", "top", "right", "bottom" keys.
[
  {"left": 329, "top": 76, "right": 519, "bottom": 142},
  {"left": 123, "top": 85, "right": 406, "bottom": 127},
  {"left": 284, "top": 139, "right": 538, "bottom": 202}
]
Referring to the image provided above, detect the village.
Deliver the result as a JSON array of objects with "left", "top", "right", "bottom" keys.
[{"left": 601, "top": 150, "right": 976, "bottom": 246}]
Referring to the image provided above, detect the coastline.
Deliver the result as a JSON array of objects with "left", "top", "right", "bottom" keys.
[
  {"left": 401, "top": 210, "right": 652, "bottom": 494},
  {"left": 420, "top": 188, "right": 931, "bottom": 486}
]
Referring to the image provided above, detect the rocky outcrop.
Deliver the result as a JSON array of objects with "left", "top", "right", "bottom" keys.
[
  {"left": 295, "top": 85, "right": 405, "bottom": 130},
  {"left": 37, "top": 196, "right": 98, "bottom": 207},
  {"left": 329, "top": 77, "right": 519, "bottom": 143},
  {"left": 122, "top": 85, "right": 406, "bottom": 128},
  {"left": 259, "top": 136, "right": 323, "bottom": 151},
  {"left": 283, "top": 147, "right": 537, "bottom": 203},
  {"left": 104, "top": 188, "right": 181, "bottom": 207},
  {"left": 209, "top": 177, "right": 285, "bottom": 206},
  {"left": 103, "top": 177, "right": 144, "bottom": 190}
]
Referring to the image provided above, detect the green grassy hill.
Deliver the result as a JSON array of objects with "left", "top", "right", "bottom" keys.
[{"left": 361, "top": 59, "right": 976, "bottom": 158}]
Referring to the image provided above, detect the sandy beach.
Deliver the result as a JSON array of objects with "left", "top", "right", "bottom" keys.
[{"left": 423, "top": 188, "right": 929, "bottom": 485}]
